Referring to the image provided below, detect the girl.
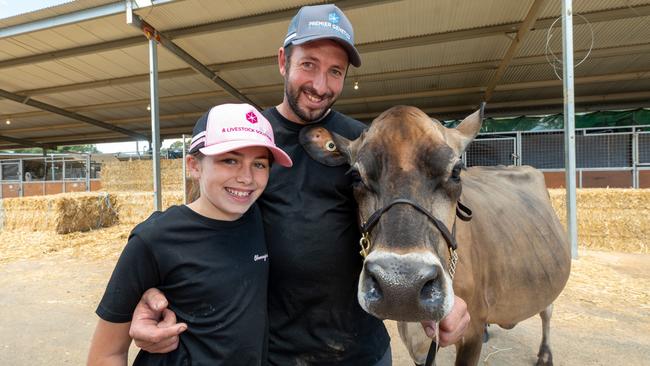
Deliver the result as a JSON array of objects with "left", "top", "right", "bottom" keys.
[{"left": 87, "top": 103, "right": 292, "bottom": 366}]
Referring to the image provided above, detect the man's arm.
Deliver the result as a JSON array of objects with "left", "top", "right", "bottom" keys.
[
  {"left": 421, "top": 295, "right": 470, "bottom": 347},
  {"left": 128, "top": 288, "right": 187, "bottom": 353},
  {"left": 87, "top": 320, "right": 131, "bottom": 366}
]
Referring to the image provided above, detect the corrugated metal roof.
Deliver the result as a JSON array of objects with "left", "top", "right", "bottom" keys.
[{"left": 1, "top": 0, "right": 650, "bottom": 148}]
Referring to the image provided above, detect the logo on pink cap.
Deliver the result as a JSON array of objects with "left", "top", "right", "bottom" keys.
[{"left": 246, "top": 111, "right": 258, "bottom": 124}]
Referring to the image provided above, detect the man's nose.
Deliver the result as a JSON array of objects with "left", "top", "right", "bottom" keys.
[{"left": 311, "top": 72, "right": 328, "bottom": 95}]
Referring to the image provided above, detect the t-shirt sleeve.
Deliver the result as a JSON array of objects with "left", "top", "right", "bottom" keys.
[{"left": 96, "top": 233, "right": 159, "bottom": 323}]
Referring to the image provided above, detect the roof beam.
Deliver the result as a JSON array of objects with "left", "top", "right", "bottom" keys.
[
  {"left": 3, "top": 125, "right": 196, "bottom": 148},
  {"left": 0, "top": 89, "right": 147, "bottom": 140},
  {"left": 12, "top": 37, "right": 650, "bottom": 100},
  {"left": 0, "top": 134, "right": 43, "bottom": 148},
  {"left": 128, "top": 14, "right": 259, "bottom": 108},
  {"left": 4, "top": 67, "right": 650, "bottom": 126},
  {"left": 483, "top": 0, "right": 548, "bottom": 102},
  {"left": 0, "top": 0, "right": 397, "bottom": 70},
  {"left": 6, "top": 90, "right": 649, "bottom": 147},
  {"left": 5, "top": 86, "right": 650, "bottom": 136}
]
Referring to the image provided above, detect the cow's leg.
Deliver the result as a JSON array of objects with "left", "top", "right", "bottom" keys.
[
  {"left": 536, "top": 304, "right": 554, "bottom": 366},
  {"left": 453, "top": 318, "right": 484, "bottom": 366}
]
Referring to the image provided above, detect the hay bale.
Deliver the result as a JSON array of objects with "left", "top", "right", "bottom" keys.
[
  {"left": 113, "top": 191, "right": 184, "bottom": 225},
  {"left": 549, "top": 188, "right": 650, "bottom": 253},
  {"left": 101, "top": 160, "right": 185, "bottom": 191},
  {"left": 0, "top": 192, "right": 118, "bottom": 234}
]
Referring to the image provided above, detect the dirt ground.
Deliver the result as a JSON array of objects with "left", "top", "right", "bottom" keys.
[{"left": 0, "top": 226, "right": 648, "bottom": 365}]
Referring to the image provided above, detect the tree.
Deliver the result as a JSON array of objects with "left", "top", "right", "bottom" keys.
[{"left": 0, "top": 144, "right": 99, "bottom": 154}]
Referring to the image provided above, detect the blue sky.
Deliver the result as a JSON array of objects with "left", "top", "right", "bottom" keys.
[{"left": 0, "top": 0, "right": 74, "bottom": 20}]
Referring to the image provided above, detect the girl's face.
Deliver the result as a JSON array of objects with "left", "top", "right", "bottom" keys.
[{"left": 189, "top": 146, "right": 270, "bottom": 221}]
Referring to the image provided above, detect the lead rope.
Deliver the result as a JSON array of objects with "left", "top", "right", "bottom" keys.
[{"left": 424, "top": 202, "right": 471, "bottom": 366}]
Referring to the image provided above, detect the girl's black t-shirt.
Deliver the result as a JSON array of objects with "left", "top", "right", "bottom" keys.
[{"left": 97, "top": 204, "right": 269, "bottom": 366}]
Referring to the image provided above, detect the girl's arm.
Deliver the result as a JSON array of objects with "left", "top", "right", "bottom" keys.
[{"left": 87, "top": 319, "right": 132, "bottom": 366}]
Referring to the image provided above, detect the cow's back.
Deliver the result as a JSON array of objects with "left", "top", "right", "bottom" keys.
[{"left": 456, "top": 165, "right": 571, "bottom": 325}]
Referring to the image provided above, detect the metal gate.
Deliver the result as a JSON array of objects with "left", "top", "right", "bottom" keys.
[{"left": 463, "top": 136, "right": 517, "bottom": 167}]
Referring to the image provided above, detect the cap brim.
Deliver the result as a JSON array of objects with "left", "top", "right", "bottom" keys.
[
  {"left": 291, "top": 35, "right": 361, "bottom": 67},
  {"left": 199, "top": 140, "right": 293, "bottom": 168}
]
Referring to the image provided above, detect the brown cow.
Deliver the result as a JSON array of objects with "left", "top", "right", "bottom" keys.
[{"left": 300, "top": 105, "right": 571, "bottom": 366}]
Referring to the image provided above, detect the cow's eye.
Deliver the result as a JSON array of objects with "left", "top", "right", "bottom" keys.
[{"left": 450, "top": 162, "right": 463, "bottom": 183}]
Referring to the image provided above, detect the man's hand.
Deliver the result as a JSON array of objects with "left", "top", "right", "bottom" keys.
[
  {"left": 420, "top": 295, "right": 470, "bottom": 347},
  {"left": 129, "top": 288, "right": 187, "bottom": 353}
]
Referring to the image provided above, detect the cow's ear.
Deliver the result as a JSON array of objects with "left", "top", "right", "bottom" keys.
[
  {"left": 299, "top": 125, "right": 352, "bottom": 166},
  {"left": 446, "top": 102, "right": 485, "bottom": 155}
]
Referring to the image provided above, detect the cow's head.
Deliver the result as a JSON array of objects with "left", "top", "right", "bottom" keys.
[{"left": 300, "top": 105, "right": 483, "bottom": 321}]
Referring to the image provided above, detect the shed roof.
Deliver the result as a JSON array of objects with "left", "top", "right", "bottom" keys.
[{"left": 1, "top": 0, "right": 649, "bottom": 149}]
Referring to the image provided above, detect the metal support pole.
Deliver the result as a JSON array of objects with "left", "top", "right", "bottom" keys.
[
  {"left": 62, "top": 157, "right": 66, "bottom": 193},
  {"left": 43, "top": 157, "right": 46, "bottom": 195},
  {"left": 86, "top": 154, "right": 91, "bottom": 191},
  {"left": 562, "top": 0, "right": 578, "bottom": 259},
  {"left": 18, "top": 159, "right": 23, "bottom": 197},
  {"left": 51, "top": 154, "right": 55, "bottom": 181},
  {"left": 182, "top": 134, "right": 188, "bottom": 205},
  {"left": 578, "top": 169, "right": 582, "bottom": 188},
  {"left": 516, "top": 131, "right": 522, "bottom": 166},
  {"left": 149, "top": 38, "right": 162, "bottom": 211},
  {"left": 632, "top": 128, "right": 639, "bottom": 188},
  {"left": 0, "top": 163, "right": 3, "bottom": 199}
]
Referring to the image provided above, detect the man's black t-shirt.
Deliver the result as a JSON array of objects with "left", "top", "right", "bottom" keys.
[
  {"left": 96, "top": 205, "right": 268, "bottom": 366},
  {"left": 259, "top": 108, "right": 390, "bottom": 365}
]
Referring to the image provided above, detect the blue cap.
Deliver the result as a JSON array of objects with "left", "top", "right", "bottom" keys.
[{"left": 283, "top": 4, "right": 361, "bottom": 67}]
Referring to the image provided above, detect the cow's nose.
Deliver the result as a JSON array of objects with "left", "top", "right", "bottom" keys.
[
  {"left": 360, "top": 254, "right": 448, "bottom": 320},
  {"left": 365, "top": 256, "right": 441, "bottom": 299}
]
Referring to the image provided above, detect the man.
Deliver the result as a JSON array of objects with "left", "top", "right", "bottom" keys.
[{"left": 129, "top": 4, "right": 469, "bottom": 365}]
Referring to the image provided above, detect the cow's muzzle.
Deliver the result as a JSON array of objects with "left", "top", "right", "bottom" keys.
[{"left": 358, "top": 251, "right": 454, "bottom": 322}]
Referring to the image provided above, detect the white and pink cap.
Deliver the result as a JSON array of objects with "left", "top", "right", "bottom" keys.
[{"left": 189, "top": 103, "right": 292, "bottom": 167}]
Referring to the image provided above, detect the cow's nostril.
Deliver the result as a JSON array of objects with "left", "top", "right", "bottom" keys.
[
  {"left": 419, "top": 267, "right": 441, "bottom": 302},
  {"left": 366, "top": 274, "right": 383, "bottom": 302}
]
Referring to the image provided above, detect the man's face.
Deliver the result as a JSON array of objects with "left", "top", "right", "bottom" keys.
[{"left": 280, "top": 39, "right": 349, "bottom": 123}]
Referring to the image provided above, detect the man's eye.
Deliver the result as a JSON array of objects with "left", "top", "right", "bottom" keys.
[
  {"left": 221, "top": 158, "right": 237, "bottom": 165},
  {"left": 331, "top": 69, "right": 343, "bottom": 77},
  {"left": 254, "top": 162, "right": 268, "bottom": 169}
]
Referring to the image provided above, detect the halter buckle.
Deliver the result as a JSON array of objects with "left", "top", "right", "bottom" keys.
[{"left": 359, "top": 232, "right": 371, "bottom": 258}]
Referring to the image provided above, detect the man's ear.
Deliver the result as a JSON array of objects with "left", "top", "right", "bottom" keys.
[
  {"left": 299, "top": 125, "right": 354, "bottom": 166},
  {"left": 278, "top": 47, "right": 287, "bottom": 77}
]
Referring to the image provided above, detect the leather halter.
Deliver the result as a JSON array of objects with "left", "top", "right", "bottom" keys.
[
  {"left": 357, "top": 198, "right": 472, "bottom": 366},
  {"left": 358, "top": 199, "right": 472, "bottom": 260}
]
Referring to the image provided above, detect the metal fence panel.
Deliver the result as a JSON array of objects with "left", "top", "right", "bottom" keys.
[
  {"left": 640, "top": 132, "right": 650, "bottom": 165},
  {"left": 576, "top": 133, "right": 632, "bottom": 168},
  {"left": 465, "top": 137, "right": 515, "bottom": 167},
  {"left": 521, "top": 132, "right": 564, "bottom": 169}
]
